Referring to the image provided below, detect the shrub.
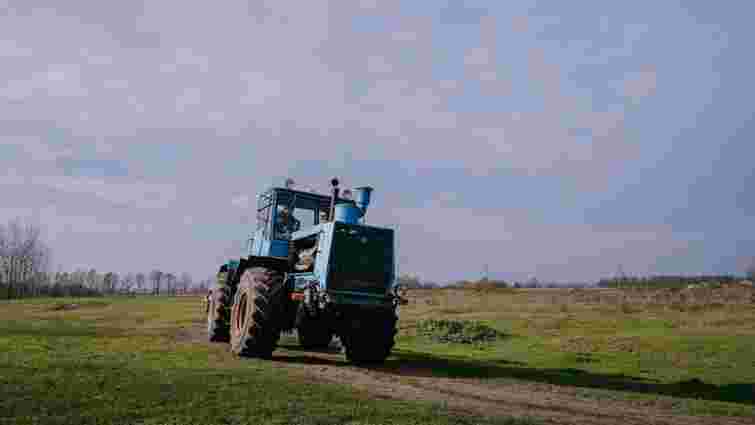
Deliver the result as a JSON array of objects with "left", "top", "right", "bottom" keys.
[{"left": 416, "top": 319, "right": 502, "bottom": 344}]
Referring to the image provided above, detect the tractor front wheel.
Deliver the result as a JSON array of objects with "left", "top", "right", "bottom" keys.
[
  {"left": 230, "top": 267, "right": 285, "bottom": 358},
  {"left": 340, "top": 308, "right": 398, "bottom": 364},
  {"left": 296, "top": 306, "right": 334, "bottom": 349}
]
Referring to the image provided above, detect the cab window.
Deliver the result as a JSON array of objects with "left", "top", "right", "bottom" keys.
[
  {"left": 256, "top": 206, "right": 271, "bottom": 238},
  {"left": 293, "top": 207, "right": 315, "bottom": 228}
]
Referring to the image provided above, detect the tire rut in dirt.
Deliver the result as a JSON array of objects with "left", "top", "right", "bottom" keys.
[{"left": 230, "top": 267, "right": 285, "bottom": 359}]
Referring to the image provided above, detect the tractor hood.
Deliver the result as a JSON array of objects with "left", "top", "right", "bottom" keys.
[{"left": 323, "top": 221, "right": 395, "bottom": 296}]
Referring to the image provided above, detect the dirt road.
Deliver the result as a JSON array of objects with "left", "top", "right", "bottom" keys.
[{"left": 180, "top": 320, "right": 752, "bottom": 425}]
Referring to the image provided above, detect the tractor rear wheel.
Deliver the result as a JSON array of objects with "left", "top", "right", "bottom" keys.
[
  {"left": 296, "top": 306, "right": 333, "bottom": 349},
  {"left": 340, "top": 308, "right": 398, "bottom": 364},
  {"left": 207, "top": 285, "right": 231, "bottom": 343},
  {"left": 230, "top": 267, "right": 285, "bottom": 358}
]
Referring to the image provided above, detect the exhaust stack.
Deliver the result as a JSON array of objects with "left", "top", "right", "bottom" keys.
[{"left": 328, "top": 178, "right": 340, "bottom": 221}]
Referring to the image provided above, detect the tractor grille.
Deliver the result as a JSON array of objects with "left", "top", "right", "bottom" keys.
[{"left": 328, "top": 222, "right": 394, "bottom": 295}]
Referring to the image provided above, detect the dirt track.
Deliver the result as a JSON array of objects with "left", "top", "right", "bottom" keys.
[{"left": 181, "top": 320, "right": 752, "bottom": 425}]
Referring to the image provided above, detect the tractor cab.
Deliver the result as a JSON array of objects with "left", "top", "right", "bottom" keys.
[{"left": 247, "top": 187, "right": 334, "bottom": 258}]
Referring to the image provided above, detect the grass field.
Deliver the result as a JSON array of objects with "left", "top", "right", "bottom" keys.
[
  {"left": 398, "top": 288, "right": 755, "bottom": 417},
  {"left": 0, "top": 295, "right": 533, "bottom": 425},
  {"left": 1, "top": 287, "right": 754, "bottom": 424}
]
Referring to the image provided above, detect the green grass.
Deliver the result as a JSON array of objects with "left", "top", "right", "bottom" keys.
[
  {"left": 0, "top": 296, "right": 536, "bottom": 425},
  {"left": 3, "top": 289, "right": 754, "bottom": 423},
  {"left": 396, "top": 288, "right": 755, "bottom": 417}
]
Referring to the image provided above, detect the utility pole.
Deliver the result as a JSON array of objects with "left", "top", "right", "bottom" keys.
[{"left": 617, "top": 264, "right": 626, "bottom": 288}]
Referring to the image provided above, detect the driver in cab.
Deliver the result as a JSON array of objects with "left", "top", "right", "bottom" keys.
[{"left": 275, "top": 206, "right": 300, "bottom": 239}]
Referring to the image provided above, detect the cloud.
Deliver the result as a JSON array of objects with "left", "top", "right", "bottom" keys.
[
  {"left": 0, "top": 39, "right": 34, "bottom": 57},
  {"left": 388, "top": 203, "right": 700, "bottom": 282},
  {"left": 1, "top": 63, "right": 88, "bottom": 100},
  {"left": 622, "top": 66, "right": 657, "bottom": 103},
  {"left": 511, "top": 15, "right": 529, "bottom": 34},
  {"left": 231, "top": 195, "right": 250, "bottom": 209},
  {"left": 28, "top": 176, "right": 178, "bottom": 210},
  {"left": 0, "top": 1, "right": 748, "bottom": 282},
  {"left": 58, "top": 159, "right": 129, "bottom": 178},
  {"left": 464, "top": 47, "right": 493, "bottom": 67},
  {"left": 1, "top": 0, "right": 637, "bottom": 183}
]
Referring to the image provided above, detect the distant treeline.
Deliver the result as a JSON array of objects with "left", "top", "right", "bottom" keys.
[
  {"left": 448, "top": 279, "right": 592, "bottom": 289},
  {"left": 1, "top": 274, "right": 103, "bottom": 299},
  {"left": 400, "top": 273, "right": 754, "bottom": 290},
  {"left": 397, "top": 274, "right": 592, "bottom": 289},
  {"left": 0, "top": 269, "right": 214, "bottom": 300},
  {"left": 0, "top": 217, "right": 220, "bottom": 300},
  {"left": 596, "top": 275, "right": 745, "bottom": 289}
]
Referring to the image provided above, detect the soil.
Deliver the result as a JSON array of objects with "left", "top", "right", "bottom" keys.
[
  {"left": 177, "top": 320, "right": 753, "bottom": 425},
  {"left": 49, "top": 303, "right": 80, "bottom": 311}
]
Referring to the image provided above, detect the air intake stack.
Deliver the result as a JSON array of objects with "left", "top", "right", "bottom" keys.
[
  {"left": 331, "top": 184, "right": 374, "bottom": 225},
  {"left": 353, "top": 186, "right": 373, "bottom": 223}
]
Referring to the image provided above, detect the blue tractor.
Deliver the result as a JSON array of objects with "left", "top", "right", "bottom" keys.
[{"left": 206, "top": 178, "right": 404, "bottom": 363}]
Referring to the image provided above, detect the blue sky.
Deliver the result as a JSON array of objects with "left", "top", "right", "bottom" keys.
[{"left": 0, "top": 1, "right": 752, "bottom": 283}]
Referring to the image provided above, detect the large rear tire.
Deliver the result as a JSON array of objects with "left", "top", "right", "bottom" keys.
[
  {"left": 340, "top": 308, "right": 398, "bottom": 364},
  {"left": 230, "top": 267, "right": 285, "bottom": 358},
  {"left": 207, "top": 269, "right": 232, "bottom": 342}
]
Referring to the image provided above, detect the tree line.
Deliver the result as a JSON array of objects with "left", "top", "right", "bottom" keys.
[
  {"left": 396, "top": 273, "right": 593, "bottom": 289},
  {"left": 596, "top": 273, "right": 752, "bottom": 289},
  {"left": 399, "top": 270, "right": 755, "bottom": 291},
  {"left": 0, "top": 218, "right": 213, "bottom": 299},
  {"left": 4, "top": 217, "right": 753, "bottom": 298},
  {"left": 1, "top": 266, "right": 214, "bottom": 300}
]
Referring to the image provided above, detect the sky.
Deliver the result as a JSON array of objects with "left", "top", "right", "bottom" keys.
[{"left": 1, "top": 1, "right": 753, "bottom": 284}]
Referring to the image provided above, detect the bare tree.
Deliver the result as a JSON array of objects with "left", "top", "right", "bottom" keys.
[
  {"left": 86, "top": 269, "right": 97, "bottom": 290},
  {"left": 150, "top": 270, "right": 163, "bottom": 295},
  {"left": 135, "top": 272, "right": 146, "bottom": 293},
  {"left": 164, "top": 273, "right": 171, "bottom": 295},
  {"left": 179, "top": 272, "right": 192, "bottom": 294},
  {"left": 122, "top": 272, "right": 136, "bottom": 293},
  {"left": 526, "top": 276, "right": 541, "bottom": 288},
  {"left": 95, "top": 272, "right": 105, "bottom": 293},
  {"left": 198, "top": 278, "right": 209, "bottom": 292},
  {"left": 103, "top": 272, "right": 113, "bottom": 294},
  {"left": 103, "top": 272, "right": 120, "bottom": 294},
  {"left": 164, "top": 273, "right": 176, "bottom": 295},
  {"left": 746, "top": 258, "right": 755, "bottom": 281},
  {"left": 0, "top": 218, "right": 52, "bottom": 299},
  {"left": 111, "top": 272, "right": 120, "bottom": 294},
  {"left": 72, "top": 268, "right": 86, "bottom": 287}
]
